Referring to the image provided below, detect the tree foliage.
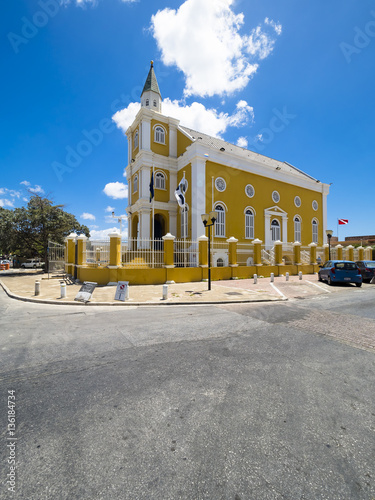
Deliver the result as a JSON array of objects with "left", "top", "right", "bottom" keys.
[{"left": 0, "top": 195, "right": 90, "bottom": 262}]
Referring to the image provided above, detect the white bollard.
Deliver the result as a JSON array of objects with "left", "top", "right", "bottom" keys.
[
  {"left": 60, "top": 281, "right": 67, "bottom": 298},
  {"left": 253, "top": 274, "right": 257, "bottom": 284},
  {"left": 286, "top": 272, "right": 289, "bottom": 281},
  {"left": 299, "top": 271, "right": 303, "bottom": 280},
  {"left": 162, "top": 284, "right": 168, "bottom": 300},
  {"left": 35, "top": 281, "right": 40, "bottom": 296},
  {"left": 125, "top": 285, "right": 129, "bottom": 300},
  {"left": 270, "top": 273, "right": 274, "bottom": 282}
]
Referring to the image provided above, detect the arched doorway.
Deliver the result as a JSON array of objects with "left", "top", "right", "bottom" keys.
[
  {"left": 153, "top": 214, "right": 166, "bottom": 249},
  {"left": 131, "top": 215, "right": 139, "bottom": 250}
]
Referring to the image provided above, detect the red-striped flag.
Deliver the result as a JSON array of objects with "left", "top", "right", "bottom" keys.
[{"left": 338, "top": 219, "right": 348, "bottom": 225}]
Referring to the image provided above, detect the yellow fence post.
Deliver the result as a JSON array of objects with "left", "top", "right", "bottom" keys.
[
  {"left": 65, "top": 232, "right": 77, "bottom": 276},
  {"left": 109, "top": 232, "right": 122, "bottom": 267},
  {"left": 293, "top": 241, "right": 301, "bottom": 265},
  {"left": 308, "top": 242, "right": 317, "bottom": 264},
  {"left": 365, "top": 246, "right": 372, "bottom": 260},
  {"left": 336, "top": 244, "right": 343, "bottom": 260},
  {"left": 358, "top": 246, "right": 364, "bottom": 260},
  {"left": 227, "top": 237, "right": 238, "bottom": 267},
  {"left": 323, "top": 244, "right": 329, "bottom": 262},
  {"left": 274, "top": 241, "right": 283, "bottom": 266},
  {"left": 346, "top": 245, "right": 354, "bottom": 261},
  {"left": 198, "top": 235, "right": 208, "bottom": 267},
  {"left": 253, "top": 239, "right": 262, "bottom": 266},
  {"left": 162, "top": 233, "right": 175, "bottom": 268},
  {"left": 76, "top": 234, "right": 87, "bottom": 267}
]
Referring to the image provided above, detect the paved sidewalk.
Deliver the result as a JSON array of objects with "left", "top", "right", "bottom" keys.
[{"left": 0, "top": 271, "right": 333, "bottom": 305}]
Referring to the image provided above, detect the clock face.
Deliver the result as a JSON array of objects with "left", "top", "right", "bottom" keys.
[{"left": 245, "top": 184, "right": 255, "bottom": 198}]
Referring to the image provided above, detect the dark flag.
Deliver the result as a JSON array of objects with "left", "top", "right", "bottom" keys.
[
  {"left": 149, "top": 171, "right": 154, "bottom": 202},
  {"left": 175, "top": 175, "right": 187, "bottom": 207}
]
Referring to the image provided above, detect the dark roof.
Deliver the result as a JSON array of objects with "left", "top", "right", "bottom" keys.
[{"left": 141, "top": 61, "right": 161, "bottom": 97}]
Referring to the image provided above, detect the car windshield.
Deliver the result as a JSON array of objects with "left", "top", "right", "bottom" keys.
[
  {"left": 365, "top": 262, "right": 375, "bottom": 268},
  {"left": 335, "top": 262, "right": 357, "bottom": 270}
]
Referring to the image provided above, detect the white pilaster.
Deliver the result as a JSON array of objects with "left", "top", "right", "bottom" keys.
[
  {"left": 264, "top": 213, "right": 271, "bottom": 248},
  {"left": 282, "top": 215, "right": 288, "bottom": 244},
  {"left": 141, "top": 119, "right": 151, "bottom": 151},
  {"left": 169, "top": 124, "right": 177, "bottom": 158},
  {"left": 141, "top": 166, "right": 151, "bottom": 200},
  {"left": 190, "top": 157, "right": 206, "bottom": 241}
]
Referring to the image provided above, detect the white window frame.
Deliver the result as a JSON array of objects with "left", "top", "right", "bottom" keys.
[
  {"left": 245, "top": 208, "right": 254, "bottom": 240},
  {"left": 155, "top": 171, "right": 166, "bottom": 190},
  {"left": 214, "top": 204, "right": 226, "bottom": 238},
  {"left": 312, "top": 219, "right": 318, "bottom": 244},
  {"left": 271, "top": 219, "right": 280, "bottom": 242},
  {"left": 154, "top": 125, "right": 166, "bottom": 144},
  {"left": 294, "top": 216, "right": 301, "bottom": 243},
  {"left": 133, "top": 130, "right": 139, "bottom": 150}
]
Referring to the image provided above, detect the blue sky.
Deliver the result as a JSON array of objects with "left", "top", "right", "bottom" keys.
[{"left": 2, "top": 0, "right": 374, "bottom": 241}]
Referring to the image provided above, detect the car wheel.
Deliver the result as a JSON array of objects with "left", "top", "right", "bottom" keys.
[
  {"left": 328, "top": 276, "right": 332, "bottom": 285},
  {"left": 33, "top": 265, "right": 37, "bottom": 268},
  {"left": 21, "top": 265, "right": 25, "bottom": 269},
  {"left": 356, "top": 282, "right": 362, "bottom": 288}
]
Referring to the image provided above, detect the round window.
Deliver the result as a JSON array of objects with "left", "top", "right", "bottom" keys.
[
  {"left": 272, "top": 191, "right": 280, "bottom": 203},
  {"left": 294, "top": 196, "right": 301, "bottom": 208},
  {"left": 312, "top": 200, "right": 318, "bottom": 211},
  {"left": 215, "top": 177, "right": 226, "bottom": 192},
  {"left": 245, "top": 184, "right": 255, "bottom": 198}
]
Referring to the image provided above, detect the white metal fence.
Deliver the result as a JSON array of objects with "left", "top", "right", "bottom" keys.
[
  {"left": 122, "top": 238, "right": 164, "bottom": 268},
  {"left": 84, "top": 240, "right": 110, "bottom": 266},
  {"left": 174, "top": 239, "right": 198, "bottom": 267}
]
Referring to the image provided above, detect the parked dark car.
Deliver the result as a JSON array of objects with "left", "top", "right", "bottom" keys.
[
  {"left": 318, "top": 260, "right": 362, "bottom": 287},
  {"left": 355, "top": 261, "right": 375, "bottom": 282}
]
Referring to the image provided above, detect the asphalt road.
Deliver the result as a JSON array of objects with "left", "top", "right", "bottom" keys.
[{"left": 1, "top": 286, "right": 375, "bottom": 500}]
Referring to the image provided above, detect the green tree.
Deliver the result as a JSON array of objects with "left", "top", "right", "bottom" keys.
[{"left": 0, "top": 195, "right": 90, "bottom": 264}]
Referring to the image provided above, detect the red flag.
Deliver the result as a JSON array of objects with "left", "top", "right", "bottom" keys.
[{"left": 338, "top": 219, "right": 348, "bottom": 225}]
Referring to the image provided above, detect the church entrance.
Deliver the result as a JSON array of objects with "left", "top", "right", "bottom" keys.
[{"left": 153, "top": 214, "right": 166, "bottom": 249}]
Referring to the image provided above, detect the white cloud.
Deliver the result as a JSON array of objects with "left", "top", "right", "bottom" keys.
[
  {"left": 105, "top": 206, "right": 115, "bottom": 213},
  {"left": 237, "top": 136, "right": 248, "bottom": 148},
  {"left": 0, "top": 199, "right": 14, "bottom": 208},
  {"left": 112, "top": 102, "right": 141, "bottom": 134},
  {"left": 265, "top": 17, "right": 282, "bottom": 36},
  {"left": 90, "top": 227, "right": 128, "bottom": 240},
  {"left": 81, "top": 212, "right": 96, "bottom": 221},
  {"left": 256, "top": 133, "right": 263, "bottom": 142},
  {"left": 113, "top": 99, "right": 254, "bottom": 138},
  {"left": 103, "top": 182, "right": 128, "bottom": 199},
  {"left": 0, "top": 188, "right": 20, "bottom": 198},
  {"left": 29, "top": 185, "right": 44, "bottom": 194},
  {"left": 20, "top": 180, "right": 30, "bottom": 186},
  {"left": 151, "top": 0, "right": 281, "bottom": 97},
  {"left": 105, "top": 213, "right": 127, "bottom": 224}
]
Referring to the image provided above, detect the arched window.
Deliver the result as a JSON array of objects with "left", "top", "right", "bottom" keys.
[
  {"left": 133, "top": 130, "right": 139, "bottom": 150},
  {"left": 217, "top": 258, "right": 224, "bottom": 267},
  {"left": 181, "top": 205, "right": 188, "bottom": 238},
  {"left": 155, "top": 172, "right": 165, "bottom": 189},
  {"left": 215, "top": 205, "right": 225, "bottom": 237},
  {"left": 145, "top": 99, "right": 149, "bottom": 107},
  {"left": 312, "top": 219, "right": 318, "bottom": 243},
  {"left": 271, "top": 219, "right": 280, "bottom": 242},
  {"left": 154, "top": 126, "right": 165, "bottom": 144},
  {"left": 245, "top": 209, "right": 254, "bottom": 239},
  {"left": 153, "top": 100, "right": 157, "bottom": 107},
  {"left": 294, "top": 216, "right": 301, "bottom": 243},
  {"left": 133, "top": 174, "right": 138, "bottom": 193}
]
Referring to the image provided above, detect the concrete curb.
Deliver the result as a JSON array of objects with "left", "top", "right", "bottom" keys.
[{"left": 0, "top": 279, "right": 286, "bottom": 307}]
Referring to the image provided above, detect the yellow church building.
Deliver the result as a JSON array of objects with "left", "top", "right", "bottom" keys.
[{"left": 125, "top": 62, "right": 330, "bottom": 255}]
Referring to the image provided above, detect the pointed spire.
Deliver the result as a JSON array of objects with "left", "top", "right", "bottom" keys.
[{"left": 141, "top": 60, "right": 162, "bottom": 98}]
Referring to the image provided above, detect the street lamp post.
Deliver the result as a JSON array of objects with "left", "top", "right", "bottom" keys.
[
  {"left": 112, "top": 211, "right": 125, "bottom": 235},
  {"left": 201, "top": 211, "right": 218, "bottom": 291},
  {"left": 326, "top": 229, "right": 333, "bottom": 260}
]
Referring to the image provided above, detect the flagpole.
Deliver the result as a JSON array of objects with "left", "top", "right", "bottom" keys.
[
  {"left": 337, "top": 219, "right": 339, "bottom": 243},
  {"left": 212, "top": 176, "right": 214, "bottom": 211}
]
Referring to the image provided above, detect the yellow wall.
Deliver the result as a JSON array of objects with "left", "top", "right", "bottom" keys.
[
  {"left": 177, "top": 130, "right": 193, "bottom": 157},
  {"left": 206, "top": 161, "right": 324, "bottom": 245},
  {"left": 131, "top": 172, "right": 139, "bottom": 203},
  {"left": 150, "top": 120, "right": 169, "bottom": 157}
]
